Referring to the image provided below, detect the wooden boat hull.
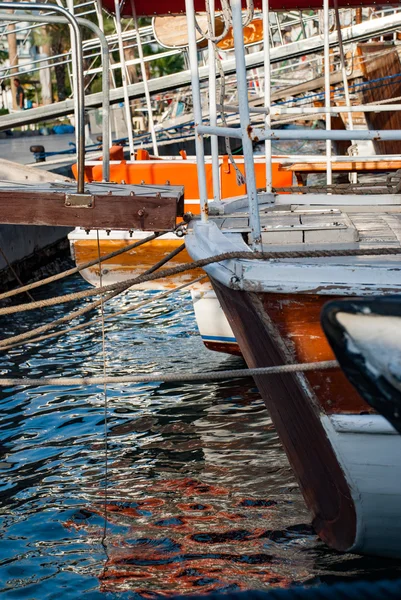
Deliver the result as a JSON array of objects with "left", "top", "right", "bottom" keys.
[
  {"left": 70, "top": 231, "right": 205, "bottom": 290},
  {"left": 0, "top": 160, "right": 73, "bottom": 290},
  {"left": 209, "top": 278, "right": 401, "bottom": 557},
  {"left": 191, "top": 288, "right": 241, "bottom": 354}
]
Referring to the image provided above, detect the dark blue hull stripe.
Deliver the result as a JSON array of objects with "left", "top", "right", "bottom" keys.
[{"left": 201, "top": 335, "right": 237, "bottom": 343}]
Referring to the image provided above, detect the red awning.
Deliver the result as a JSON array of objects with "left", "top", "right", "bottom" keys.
[{"left": 101, "top": 0, "right": 396, "bottom": 17}]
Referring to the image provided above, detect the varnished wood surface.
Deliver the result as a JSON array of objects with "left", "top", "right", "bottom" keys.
[
  {"left": 152, "top": 15, "right": 263, "bottom": 51},
  {"left": 203, "top": 340, "right": 242, "bottom": 356},
  {"left": 212, "top": 278, "right": 356, "bottom": 552},
  {"left": 283, "top": 160, "right": 401, "bottom": 173},
  {"left": 358, "top": 43, "right": 401, "bottom": 156},
  {"left": 0, "top": 185, "right": 184, "bottom": 230},
  {"left": 73, "top": 238, "right": 205, "bottom": 288},
  {"left": 260, "top": 293, "right": 372, "bottom": 414},
  {"left": 153, "top": 15, "right": 225, "bottom": 49}
]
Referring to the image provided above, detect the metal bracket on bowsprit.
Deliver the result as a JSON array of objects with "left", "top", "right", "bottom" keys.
[{"left": 65, "top": 193, "right": 95, "bottom": 208}]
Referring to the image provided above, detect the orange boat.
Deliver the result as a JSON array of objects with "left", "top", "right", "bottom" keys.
[{"left": 69, "top": 149, "right": 292, "bottom": 290}]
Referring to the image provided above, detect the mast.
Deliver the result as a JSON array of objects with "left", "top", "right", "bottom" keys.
[
  {"left": 6, "top": 9, "right": 19, "bottom": 110},
  {"left": 130, "top": 0, "right": 159, "bottom": 157},
  {"left": 263, "top": 0, "right": 272, "bottom": 194},
  {"left": 208, "top": 0, "right": 220, "bottom": 202},
  {"left": 184, "top": 0, "right": 208, "bottom": 222},
  {"left": 231, "top": 0, "right": 261, "bottom": 249},
  {"left": 114, "top": 0, "right": 135, "bottom": 158},
  {"left": 323, "top": 0, "right": 332, "bottom": 185}
]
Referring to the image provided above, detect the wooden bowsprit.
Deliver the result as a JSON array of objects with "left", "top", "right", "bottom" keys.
[{"left": 0, "top": 182, "right": 184, "bottom": 230}]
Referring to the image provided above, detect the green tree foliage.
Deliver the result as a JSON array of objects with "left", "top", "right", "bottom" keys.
[
  {"left": 32, "top": 12, "right": 184, "bottom": 100},
  {"left": 33, "top": 24, "right": 71, "bottom": 101},
  {"left": 0, "top": 45, "right": 7, "bottom": 63}
]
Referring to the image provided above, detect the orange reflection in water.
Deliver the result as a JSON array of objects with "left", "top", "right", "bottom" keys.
[{"left": 65, "top": 477, "right": 311, "bottom": 596}]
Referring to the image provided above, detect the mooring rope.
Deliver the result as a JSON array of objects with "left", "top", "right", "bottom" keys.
[
  {"left": 0, "top": 245, "right": 36, "bottom": 303},
  {"left": 274, "top": 183, "right": 399, "bottom": 194},
  {"left": 0, "top": 275, "right": 208, "bottom": 353},
  {"left": 0, "top": 243, "right": 187, "bottom": 347},
  {"left": 0, "top": 232, "right": 161, "bottom": 303},
  {"left": 0, "top": 246, "right": 400, "bottom": 317},
  {"left": 0, "top": 289, "right": 120, "bottom": 349},
  {"left": 0, "top": 360, "right": 338, "bottom": 388}
]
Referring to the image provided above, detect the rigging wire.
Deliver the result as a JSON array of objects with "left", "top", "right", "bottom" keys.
[
  {"left": 96, "top": 231, "right": 110, "bottom": 577},
  {"left": 194, "top": 0, "right": 232, "bottom": 44},
  {"left": 274, "top": 72, "right": 401, "bottom": 106}
]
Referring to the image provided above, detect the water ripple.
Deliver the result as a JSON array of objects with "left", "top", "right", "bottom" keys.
[{"left": 0, "top": 276, "right": 400, "bottom": 598}]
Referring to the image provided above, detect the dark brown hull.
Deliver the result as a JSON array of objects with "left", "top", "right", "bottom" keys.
[{"left": 211, "top": 277, "right": 358, "bottom": 551}]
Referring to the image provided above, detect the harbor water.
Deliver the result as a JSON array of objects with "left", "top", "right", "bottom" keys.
[
  {"left": 0, "top": 134, "right": 77, "bottom": 166},
  {"left": 1, "top": 276, "right": 401, "bottom": 599}
]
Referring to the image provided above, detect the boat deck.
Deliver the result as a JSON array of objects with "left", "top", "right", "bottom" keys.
[
  {"left": 207, "top": 207, "right": 401, "bottom": 251},
  {"left": 281, "top": 161, "right": 401, "bottom": 187},
  {"left": 187, "top": 203, "right": 401, "bottom": 295}
]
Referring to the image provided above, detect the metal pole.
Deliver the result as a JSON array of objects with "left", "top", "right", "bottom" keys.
[
  {"left": 114, "top": 0, "right": 135, "bottom": 158},
  {"left": 299, "top": 11, "right": 307, "bottom": 39},
  {"left": 95, "top": 0, "right": 105, "bottom": 32},
  {"left": 333, "top": 0, "right": 356, "bottom": 183},
  {"left": 323, "top": 0, "right": 332, "bottom": 185},
  {"left": 270, "top": 105, "right": 401, "bottom": 114},
  {"left": 83, "top": 17, "right": 110, "bottom": 182},
  {"left": 6, "top": 12, "right": 18, "bottom": 110},
  {"left": 1, "top": 2, "right": 86, "bottom": 193},
  {"left": 66, "top": 0, "right": 80, "bottom": 156},
  {"left": 231, "top": 0, "right": 261, "bottom": 250},
  {"left": 198, "top": 124, "right": 401, "bottom": 141},
  {"left": 208, "top": 0, "right": 220, "bottom": 202},
  {"left": 263, "top": 0, "right": 272, "bottom": 194},
  {"left": 275, "top": 13, "right": 284, "bottom": 46},
  {"left": 0, "top": 11, "right": 111, "bottom": 183},
  {"left": 93, "top": 20, "right": 111, "bottom": 181},
  {"left": 334, "top": 0, "right": 354, "bottom": 133},
  {"left": 130, "top": 0, "right": 159, "bottom": 157},
  {"left": 185, "top": 0, "right": 208, "bottom": 222}
]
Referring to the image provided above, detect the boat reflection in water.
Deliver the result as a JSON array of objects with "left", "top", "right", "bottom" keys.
[{"left": 64, "top": 377, "right": 313, "bottom": 595}]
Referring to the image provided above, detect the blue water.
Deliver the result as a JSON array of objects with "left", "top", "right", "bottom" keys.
[{"left": 0, "top": 276, "right": 400, "bottom": 599}]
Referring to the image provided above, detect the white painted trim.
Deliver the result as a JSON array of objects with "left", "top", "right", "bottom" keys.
[
  {"left": 185, "top": 220, "right": 401, "bottom": 296},
  {"left": 191, "top": 288, "right": 236, "bottom": 345},
  {"left": 321, "top": 414, "right": 401, "bottom": 557},
  {"left": 276, "top": 194, "right": 401, "bottom": 206},
  {"left": 330, "top": 414, "right": 398, "bottom": 435}
]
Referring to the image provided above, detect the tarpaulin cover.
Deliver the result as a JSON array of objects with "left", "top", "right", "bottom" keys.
[{"left": 101, "top": 0, "right": 396, "bottom": 17}]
